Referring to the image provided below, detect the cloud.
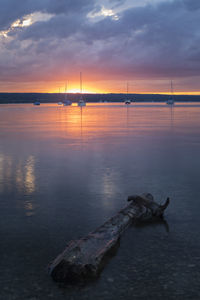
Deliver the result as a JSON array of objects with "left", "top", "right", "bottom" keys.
[
  {"left": 74, "top": 0, "right": 200, "bottom": 79},
  {"left": 183, "top": 0, "right": 200, "bottom": 10},
  {"left": 0, "top": 0, "right": 94, "bottom": 29},
  {"left": 0, "top": 0, "right": 200, "bottom": 92}
]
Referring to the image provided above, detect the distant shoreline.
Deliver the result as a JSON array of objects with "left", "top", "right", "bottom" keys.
[{"left": 0, "top": 93, "right": 200, "bottom": 104}]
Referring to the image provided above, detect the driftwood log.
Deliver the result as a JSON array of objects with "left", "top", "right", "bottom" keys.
[{"left": 48, "top": 193, "right": 169, "bottom": 284}]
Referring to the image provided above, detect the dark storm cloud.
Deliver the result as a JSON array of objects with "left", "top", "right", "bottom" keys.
[
  {"left": 183, "top": 0, "right": 200, "bottom": 10},
  {"left": 87, "top": 0, "right": 200, "bottom": 78},
  {"left": 0, "top": 0, "right": 200, "bottom": 88},
  {"left": 63, "top": 0, "right": 199, "bottom": 80},
  {"left": 16, "top": 14, "right": 84, "bottom": 40}
]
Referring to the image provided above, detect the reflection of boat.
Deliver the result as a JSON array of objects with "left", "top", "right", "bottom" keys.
[
  {"left": 124, "top": 82, "right": 132, "bottom": 105},
  {"left": 63, "top": 83, "right": 72, "bottom": 106},
  {"left": 78, "top": 72, "right": 86, "bottom": 107},
  {"left": 33, "top": 101, "right": 40, "bottom": 105},
  {"left": 166, "top": 81, "right": 175, "bottom": 105}
]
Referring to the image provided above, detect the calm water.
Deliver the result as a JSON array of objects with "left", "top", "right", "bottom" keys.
[{"left": 0, "top": 103, "right": 200, "bottom": 299}]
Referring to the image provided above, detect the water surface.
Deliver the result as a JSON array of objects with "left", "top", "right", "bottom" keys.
[{"left": 0, "top": 103, "right": 200, "bottom": 299}]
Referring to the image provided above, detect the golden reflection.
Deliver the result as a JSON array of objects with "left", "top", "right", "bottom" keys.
[
  {"left": 24, "top": 200, "right": 35, "bottom": 217},
  {"left": 1, "top": 103, "right": 200, "bottom": 146},
  {"left": 0, "top": 153, "right": 13, "bottom": 192},
  {"left": 0, "top": 152, "right": 36, "bottom": 195},
  {"left": 57, "top": 104, "right": 118, "bottom": 141},
  {"left": 16, "top": 160, "right": 24, "bottom": 192},
  {"left": 33, "top": 103, "right": 185, "bottom": 144},
  {"left": 24, "top": 155, "right": 35, "bottom": 194},
  {"left": 15, "top": 155, "right": 36, "bottom": 194}
]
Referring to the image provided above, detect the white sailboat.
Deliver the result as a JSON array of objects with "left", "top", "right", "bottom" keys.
[
  {"left": 166, "top": 81, "right": 175, "bottom": 105},
  {"left": 63, "top": 82, "right": 72, "bottom": 106},
  {"left": 124, "top": 82, "right": 132, "bottom": 104},
  {"left": 78, "top": 72, "right": 86, "bottom": 107}
]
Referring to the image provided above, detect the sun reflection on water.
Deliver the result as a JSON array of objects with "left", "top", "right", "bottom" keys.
[
  {"left": 24, "top": 155, "right": 35, "bottom": 194},
  {"left": 0, "top": 153, "right": 13, "bottom": 192},
  {"left": 24, "top": 200, "right": 35, "bottom": 217},
  {"left": 0, "top": 152, "right": 36, "bottom": 197}
]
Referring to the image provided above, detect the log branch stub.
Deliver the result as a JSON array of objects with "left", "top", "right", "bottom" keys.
[{"left": 48, "top": 193, "right": 169, "bottom": 284}]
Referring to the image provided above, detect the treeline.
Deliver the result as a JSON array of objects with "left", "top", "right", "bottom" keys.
[{"left": 0, "top": 93, "right": 200, "bottom": 104}]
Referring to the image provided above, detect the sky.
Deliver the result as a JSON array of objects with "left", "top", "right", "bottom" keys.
[{"left": 0, "top": 0, "right": 200, "bottom": 94}]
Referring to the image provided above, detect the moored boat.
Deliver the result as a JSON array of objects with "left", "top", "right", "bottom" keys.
[
  {"left": 125, "top": 100, "right": 131, "bottom": 105},
  {"left": 63, "top": 99, "right": 72, "bottom": 106},
  {"left": 78, "top": 72, "right": 86, "bottom": 107},
  {"left": 166, "top": 81, "right": 175, "bottom": 105},
  {"left": 63, "top": 83, "right": 72, "bottom": 106},
  {"left": 124, "top": 82, "right": 133, "bottom": 105},
  {"left": 78, "top": 99, "right": 86, "bottom": 107},
  {"left": 33, "top": 101, "right": 40, "bottom": 106}
]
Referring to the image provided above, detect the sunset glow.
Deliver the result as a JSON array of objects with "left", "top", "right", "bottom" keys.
[{"left": 0, "top": 1, "right": 200, "bottom": 95}]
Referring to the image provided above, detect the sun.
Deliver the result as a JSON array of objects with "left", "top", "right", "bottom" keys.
[
  {"left": 64, "top": 88, "right": 96, "bottom": 94},
  {"left": 67, "top": 88, "right": 81, "bottom": 93},
  {"left": 48, "top": 83, "right": 103, "bottom": 94}
]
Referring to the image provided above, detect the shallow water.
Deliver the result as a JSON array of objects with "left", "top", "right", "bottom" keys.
[{"left": 0, "top": 103, "right": 200, "bottom": 299}]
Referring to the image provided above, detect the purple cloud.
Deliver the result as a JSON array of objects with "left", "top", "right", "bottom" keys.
[{"left": 0, "top": 0, "right": 200, "bottom": 92}]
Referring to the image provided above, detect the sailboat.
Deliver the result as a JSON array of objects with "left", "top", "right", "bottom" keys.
[
  {"left": 78, "top": 72, "right": 86, "bottom": 107},
  {"left": 166, "top": 81, "right": 175, "bottom": 105},
  {"left": 124, "top": 82, "right": 132, "bottom": 104},
  {"left": 33, "top": 101, "right": 40, "bottom": 106},
  {"left": 63, "top": 82, "right": 72, "bottom": 106},
  {"left": 57, "top": 87, "right": 63, "bottom": 105}
]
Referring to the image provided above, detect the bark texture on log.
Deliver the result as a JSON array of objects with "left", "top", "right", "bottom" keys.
[{"left": 48, "top": 193, "right": 169, "bottom": 284}]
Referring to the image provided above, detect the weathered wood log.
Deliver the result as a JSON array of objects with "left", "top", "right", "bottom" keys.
[{"left": 48, "top": 193, "right": 169, "bottom": 284}]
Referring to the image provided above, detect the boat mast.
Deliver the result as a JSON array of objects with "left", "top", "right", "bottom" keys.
[
  {"left": 171, "top": 80, "right": 173, "bottom": 95},
  {"left": 65, "top": 82, "right": 68, "bottom": 100},
  {"left": 127, "top": 82, "right": 129, "bottom": 98},
  {"left": 80, "top": 72, "right": 82, "bottom": 100},
  {"left": 170, "top": 80, "right": 174, "bottom": 100}
]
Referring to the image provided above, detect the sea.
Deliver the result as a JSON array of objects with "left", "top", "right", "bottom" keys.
[{"left": 0, "top": 103, "right": 200, "bottom": 299}]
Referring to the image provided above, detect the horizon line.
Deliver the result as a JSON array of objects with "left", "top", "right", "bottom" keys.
[{"left": 0, "top": 91, "right": 200, "bottom": 96}]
